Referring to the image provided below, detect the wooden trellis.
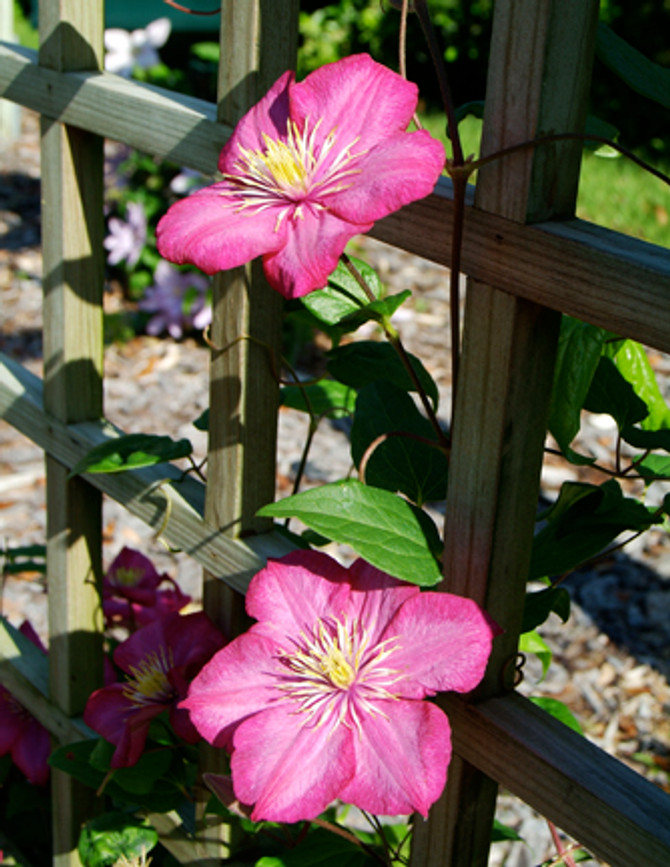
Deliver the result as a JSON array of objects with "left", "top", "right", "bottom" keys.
[{"left": 0, "top": 1, "right": 669, "bottom": 865}]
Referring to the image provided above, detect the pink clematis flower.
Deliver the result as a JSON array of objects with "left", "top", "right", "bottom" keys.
[
  {"left": 0, "top": 622, "right": 51, "bottom": 785},
  {"left": 182, "top": 550, "right": 499, "bottom": 822},
  {"left": 156, "top": 54, "right": 445, "bottom": 299},
  {"left": 84, "top": 612, "right": 226, "bottom": 768}
]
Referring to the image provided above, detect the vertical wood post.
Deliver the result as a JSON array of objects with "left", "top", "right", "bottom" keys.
[
  {"left": 38, "top": 1, "right": 105, "bottom": 863},
  {"left": 410, "top": 2, "right": 599, "bottom": 864},
  {"left": 196, "top": 1, "right": 299, "bottom": 859}
]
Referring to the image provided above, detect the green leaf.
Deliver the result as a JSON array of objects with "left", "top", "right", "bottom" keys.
[
  {"left": 49, "top": 740, "right": 107, "bottom": 790},
  {"left": 257, "top": 828, "right": 378, "bottom": 867},
  {"left": 454, "top": 99, "right": 485, "bottom": 125},
  {"left": 351, "top": 381, "right": 448, "bottom": 505},
  {"left": 607, "top": 339, "right": 670, "bottom": 431},
  {"left": 491, "top": 819, "right": 523, "bottom": 843},
  {"left": 548, "top": 318, "right": 608, "bottom": 463},
  {"left": 78, "top": 812, "right": 158, "bottom": 867},
  {"left": 303, "top": 257, "right": 383, "bottom": 326},
  {"left": 583, "top": 356, "right": 648, "bottom": 430},
  {"left": 257, "top": 480, "right": 442, "bottom": 586},
  {"left": 530, "top": 480, "right": 661, "bottom": 580},
  {"left": 327, "top": 341, "right": 439, "bottom": 410},
  {"left": 584, "top": 114, "right": 620, "bottom": 155},
  {"left": 596, "top": 23, "right": 670, "bottom": 111},
  {"left": 190, "top": 41, "right": 220, "bottom": 63},
  {"left": 90, "top": 740, "right": 173, "bottom": 795},
  {"left": 636, "top": 454, "right": 670, "bottom": 481},
  {"left": 281, "top": 380, "right": 357, "bottom": 419},
  {"left": 530, "top": 696, "right": 583, "bottom": 735},
  {"left": 193, "top": 408, "right": 209, "bottom": 431},
  {"left": 69, "top": 433, "right": 192, "bottom": 476},
  {"left": 521, "top": 586, "right": 571, "bottom": 633},
  {"left": 620, "top": 426, "right": 670, "bottom": 452},
  {"left": 339, "top": 290, "right": 412, "bottom": 333},
  {"left": 519, "top": 630, "right": 552, "bottom": 680}
]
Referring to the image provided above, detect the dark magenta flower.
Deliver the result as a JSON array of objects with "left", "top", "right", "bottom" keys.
[
  {"left": 84, "top": 612, "right": 226, "bottom": 767},
  {"left": 156, "top": 54, "right": 445, "bottom": 299},
  {"left": 182, "top": 551, "right": 498, "bottom": 822},
  {"left": 0, "top": 622, "right": 51, "bottom": 785},
  {"left": 102, "top": 547, "right": 191, "bottom": 630}
]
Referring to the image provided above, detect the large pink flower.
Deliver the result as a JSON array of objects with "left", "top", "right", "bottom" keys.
[
  {"left": 84, "top": 612, "right": 226, "bottom": 768},
  {"left": 156, "top": 54, "right": 445, "bottom": 299},
  {"left": 182, "top": 551, "right": 498, "bottom": 822}
]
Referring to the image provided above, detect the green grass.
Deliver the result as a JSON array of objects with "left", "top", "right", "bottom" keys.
[{"left": 420, "top": 113, "right": 670, "bottom": 247}]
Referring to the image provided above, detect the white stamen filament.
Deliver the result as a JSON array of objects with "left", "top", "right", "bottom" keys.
[
  {"left": 219, "top": 117, "right": 367, "bottom": 229},
  {"left": 275, "top": 616, "right": 403, "bottom": 736}
]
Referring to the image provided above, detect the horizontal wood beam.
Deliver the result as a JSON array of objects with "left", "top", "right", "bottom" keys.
[
  {"left": 0, "top": 353, "right": 294, "bottom": 594},
  {"left": 1, "top": 43, "right": 669, "bottom": 351},
  {"left": 444, "top": 691, "right": 670, "bottom": 867}
]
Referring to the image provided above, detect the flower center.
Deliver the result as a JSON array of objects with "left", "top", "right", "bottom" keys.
[
  {"left": 276, "top": 617, "right": 402, "bottom": 734},
  {"left": 122, "top": 646, "right": 175, "bottom": 707},
  {"left": 221, "top": 117, "right": 366, "bottom": 227},
  {"left": 112, "top": 566, "right": 143, "bottom": 587}
]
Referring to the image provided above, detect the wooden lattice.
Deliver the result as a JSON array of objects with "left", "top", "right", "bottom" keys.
[{"left": 0, "top": 1, "right": 669, "bottom": 865}]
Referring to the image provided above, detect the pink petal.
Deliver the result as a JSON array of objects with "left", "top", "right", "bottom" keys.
[
  {"left": 181, "top": 631, "right": 280, "bottom": 749},
  {"left": 245, "top": 550, "right": 351, "bottom": 635},
  {"left": 381, "top": 593, "right": 500, "bottom": 699},
  {"left": 328, "top": 130, "right": 444, "bottom": 225},
  {"left": 0, "top": 689, "right": 24, "bottom": 751},
  {"left": 114, "top": 611, "right": 224, "bottom": 676},
  {"left": 339, "top": 699, "right": 451, "bottom": 817},
  {"left": 218, "top": 71, "right": 293, "bottom": 173},
  {"left": 156, "top": 187, "right": 286, "bottom": 277},
  {"left": 289, "top": 54, "right": 419, "bottom": 153},
  {"left": 83, "top": 684, "right": 162, "bottom": 768},
  {"left": 11, "top": 717, "right": 51, "bottom": 786},
  {"left": 344, "top": 559, "right": 419, "bottom": 646},
  {"left": 231, "top": 704, "right": 354, "bottom": 822},
  {"left": 261, "top": 206, "right": 371, "bottom": 298}
]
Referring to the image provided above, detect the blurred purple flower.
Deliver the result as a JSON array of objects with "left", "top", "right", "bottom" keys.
[
  {"left": 139, "top": 260, "right": 211, "bottom": 339},
  {"left": 104, "top": 201, "right": 147, "bottom": 268},
  {"left": 104, "top": 18, "right": 171, "bottom": 79}
]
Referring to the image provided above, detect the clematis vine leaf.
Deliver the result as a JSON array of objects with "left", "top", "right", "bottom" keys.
[
  {"left": 530, "top": 480, "right": 661, "bottom": 580},
  {"left": 69, "top": 433, "right": 193, "bottom": 476},
  {"left": 351, "top": 380, "right": 448, "bottom": 505},
  {"left": 596, "top": 23, "right": 670, "bottom": 111},
  {"left": 281, "top": 379, "right": 356, "bottom": 419},
  {"left": 78, "top": 812, "right": 158, "bottom": 867},
  {"left": 303, "top": 256, "right": 383, "bottom": 324},
  {"left": 257, "top": 480, "right": 442, "bottom": 586},
  {"left": 604, "top": 339, "right": 670, "bottom": 431},
  {"left": 327, "top": 341, "right": 439, "bottom": 410},
  {"left": 518, "top": 629, "right": 552, "bottom": 680},
  {"left": 521, "top": 586, "right": 571, "bottom": 633},
  {"left": 583, "top": 356, "right": 648, "bottom": 431},
  {"left": 530, "top": 696, "right": 583, "bottom": 735},
  {"left": 547, "top": 317, "right": 608, "bottom": 464}
]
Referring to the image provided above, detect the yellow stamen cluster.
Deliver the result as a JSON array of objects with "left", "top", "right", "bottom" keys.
[
  {"left": 219, "top": 117, "right": 366, "bottom": 230},
  {"left": 123, "top": 646, "right": 175, "bottom": 707},
  {"left": 113, "top": 566, "right": 143, "bottom": 587},
  {"left": 276, "top": 616, "right": 403, "bottom": 736}
]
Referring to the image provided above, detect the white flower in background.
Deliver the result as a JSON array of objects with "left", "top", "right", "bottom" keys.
[
  {"left": 104, "top": 201, "right": 148, "bottom": 268},
  {"left": 104, "top": 17, "right": 172, "bottom": 78},
  {"left": 139, "top": 261, "right": 212, "bottom": 339}
]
